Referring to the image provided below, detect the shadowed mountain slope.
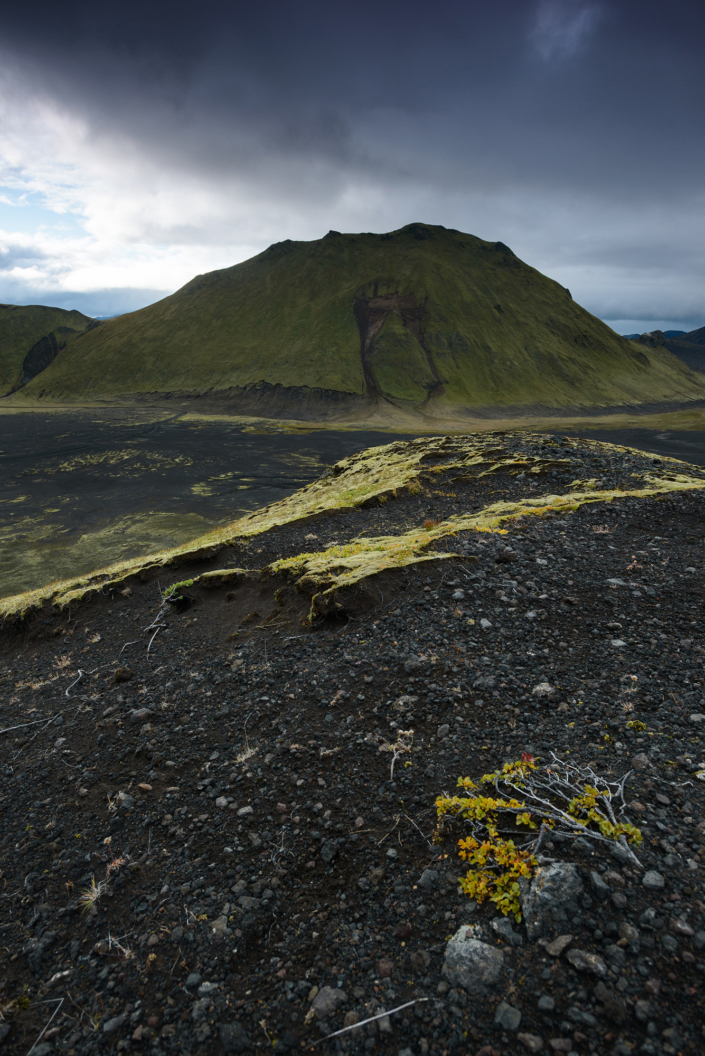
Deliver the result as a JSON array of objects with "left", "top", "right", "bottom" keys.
[
  {"left": 0, "top": 304, "right": 95, "bottom": 396},
  {"left": 15, "top": 224, "right": 705, "bottom": 416}
]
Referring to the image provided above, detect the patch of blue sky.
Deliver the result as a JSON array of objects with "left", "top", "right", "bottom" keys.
[{"left": 0, "top": 188, "right": 86, "bottom": 237}]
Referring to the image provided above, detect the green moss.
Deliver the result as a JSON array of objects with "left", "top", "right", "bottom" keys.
[{"left": 2, "top": 433, "right": 703, "bottom": 619}]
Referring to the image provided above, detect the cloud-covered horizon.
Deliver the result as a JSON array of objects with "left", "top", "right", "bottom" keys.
[{"left": 1, "top": 0, "right": 703, "bottom": 331}]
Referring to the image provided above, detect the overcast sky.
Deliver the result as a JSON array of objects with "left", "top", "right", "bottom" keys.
[{"left": 0, "top": 0, "right": 703, "bottom": 332}]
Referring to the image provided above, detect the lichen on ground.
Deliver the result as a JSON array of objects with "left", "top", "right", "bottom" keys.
[{"left": 2, "top": 432, "right": 705, "bottom": 619}]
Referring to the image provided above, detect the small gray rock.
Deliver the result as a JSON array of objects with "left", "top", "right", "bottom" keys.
[
  {"left": 531, "top": 682, "right": 556, "bottom": 700},
  {"left": 237, "top": 805, "right": 253, "bottom": 817},
  {"left": 185, "top": 972, "right": 203, "bottom": 989},
  {"left": 631, "top": 753, "right": 652, "bottom": 770},
  {"left": 565, "top": 949, "right": 607, "bottom": 977},
  {"left": 568, "top": 1006, "right": 598, "bottom": 1028},
  {"left": 238, "top": 896, "right": 261, "bottom": 911},
  {"left": 694, "top": 931, "right": 705, "bottom": 951},
  {"left": 436, "top": 724, "right": 450, "bottom": 738},
  {"left": 634, "top": 999, "right": 652, "bottom": 1022},
  {"left": 521, "top": 862, "right": 584, "bottom": 939},
  {"left": 102, "top": 1013, "right": 127, "bottom": 1034},
  {"left": 320, "top": 839, "right": 338, "bottom": 864},
  {"left": 537, "top": 995, "right": 555, "bottom": 1011},
  {"left": 170, "top": 925, "right": 184, "bottom": 942},
  {"left": 642, "top": 870, "right": 665, "bottom": 890},
  {"left": 442, "top": 927, "right": 504, "bottom": 993},
  {"left": 517, "top": 1033, "right": 544, "bottom": 1053},
  {"left": 661, "top": 934, "right": 679, "bottom": 954},
  {"left": 219, "top": 1022, "right": 251, "bottom": 1053},
  {"left": 609, "top": 842, "right": 633, "bottom": 865},
  {"left": 311, "top": 986, "right": 347, "bottom": 1019},
  {"left": 589, "top": 870, "right": 610, "bottom": 900},
  {"left": 418, "top": 869, "right": 438, "bottom": 889},
  {"left": 29, "top": 1045, "right": 52, "bottom": 1056},
  {"left": 491, "top": 916, "right": 523, "bottom": 946},
  {"left": 494, "top": 1000, "right": 521, "bottom": 1031}
]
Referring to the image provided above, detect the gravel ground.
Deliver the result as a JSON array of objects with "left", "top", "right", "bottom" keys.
[{"left": 0, "top": 434, "right": 704, "bottom": 1056}]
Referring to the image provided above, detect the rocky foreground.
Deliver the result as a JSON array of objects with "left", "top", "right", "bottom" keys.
[{"left": 0, "top": 433, "right": 704, "bottom": 1056}]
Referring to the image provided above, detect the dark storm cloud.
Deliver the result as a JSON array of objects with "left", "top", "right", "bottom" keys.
[
  {"left": 0, "top": 0, "right": 703, "bottom": 324},
  {"left": 3, "top": 0, "right": 704, "bottom": 196}
]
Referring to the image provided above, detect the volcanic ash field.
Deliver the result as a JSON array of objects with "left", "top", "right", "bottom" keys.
[{"left": 0, "top": 433, "right": 704, "bottom": 1056}]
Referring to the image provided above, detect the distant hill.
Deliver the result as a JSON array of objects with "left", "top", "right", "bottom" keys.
[
  {"left": 0, "top": 305, "right": 96, "bottom": 397},
  {"left": 623, "top": 330, "right": 686, "bottom": 340},
  {"left": 13, "top": 224, "right": 705, "bottom": 417},
  {"left": 633, "top": 326, "right": 705, "bottom": 376}
]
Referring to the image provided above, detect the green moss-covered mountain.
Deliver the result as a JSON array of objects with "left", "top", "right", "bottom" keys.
[
  {"left": 15, "top": 224, "right": 705, "bottom": 415},
  {"left": 0, "top": 304, "right": 95, "bottom": 396}
]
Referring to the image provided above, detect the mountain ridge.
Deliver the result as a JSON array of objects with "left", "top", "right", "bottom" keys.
[
  {"left": 0, "top": 304, "right": 95, "bottom": 396},
  {"left": 9, "top": 224, "right": 705, "bottom": 417}
]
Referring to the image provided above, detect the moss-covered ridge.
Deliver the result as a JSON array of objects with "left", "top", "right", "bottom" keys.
[
  {"left": 266, "top": 471, "right": 705, "bottom": 618},
  {"left": 2, "top": 433, "right": 704, "bottom": 620},
  {"left": 15, "top": 224, "right": 705, "bottom": 412}
]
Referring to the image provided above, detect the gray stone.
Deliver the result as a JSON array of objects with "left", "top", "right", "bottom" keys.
[
  {"left": 29, "top": 1046, "right": 52, "bottom": 1056},
  {"left": 520, "top": 862, "right": 584, "bottom": 939},
  {"left": 198, "top": 982, "right": 218, "bottom": 998},
  {"left": 694, "top": 931, "right": 705, "bottom": 951},
  {"left": 618, "top": 921, "right": 639, "bottom": 944},
  {"left": 631, "top": 752, "right": 652, "bottom": 770},
  {"left": 442, "top": 927, "right": 504, "bottom": 993},
  {"left": 661, "top": 934, "right": 679, "bottom": 954},
  {"left": 609, "top": 842, "right": 633, "bottom": 865},
  {"left": 436, "top": 724, "right": 450, "bottom": 738},
  {"left": 418, "top": 869, "right": 438, "bottom": 889},
  {"left": 185, "top": 971, "right": 203, "bottom": 989},
  {"left": 320, "top": 840, "right": 338, "bottom": 864},
  {"left": 538, "top": 995, "right": 555, "bottom": 1011},
  {"left": 544, "top": 934, "right": 573, "bottom": 957},
  {"left": 237, "top": 805, "right": 253, "bottom": 817},
  {"left": 118, "top": 792, "right": 136, "bottom": 811},
  {"left": 565, "top": 949, "right": 607, "bottom": 977},
  {"left": 634, "top": 999, "right": 652, "bottom": 1022},
  {"left": 191, "top": 998, "right": 211, "bottom": 1022},
  {"left": 311, "top": 986, "right": 347, "bottom": 1019},
  {"left": 102, "top": 1013, "right": 127, "bottom": 1034},
  {"left": 589, "top": 870, "right": 610, "bottom": 900},
  {"left": 494, "top": 1000, "right": 521, "bottom": 1031},
  {"left": 531, "top": 682, "right": 556, "bottom": 700},
  {"left": 219, "top": 1022, "right": 251, "bottom": 1053},
  {"left": 238, "top": 896, "right": 261, "bottom": 911},
  {"left": 517, "top": 1033, "right": 544, "bottom": 1053},
  {"left": 491, "top": 916, "right": 523, "bottom": 946},
  {"left": 642, "top": 870, "right": 665, "bottom": 890},
  {"left": 567, "top": 1006, "right": 598, "bottom": 1028},
  {"left": 170, "top": 925, "right": 184, "bottom": 942}
]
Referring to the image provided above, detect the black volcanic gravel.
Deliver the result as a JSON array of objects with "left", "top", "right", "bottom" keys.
[{"left": 0, "top": 435, "right": 704, "bottom": 1056}]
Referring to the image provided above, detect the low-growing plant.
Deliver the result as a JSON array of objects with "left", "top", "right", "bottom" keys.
[
  {"left": 162, "top": 579, "right": 194, "bottom": 602},
  {"left": 379, "top": 729, "right": 414, "bottom": 779},
  {"left": 435, "top": 754, "right": 642, "bottom": 920},
  {"left": 78, "top": 876, "right": 108, "bottom": 913},
  {"left": 626, "top": 719, "right": 647, "bottom": 731}
]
